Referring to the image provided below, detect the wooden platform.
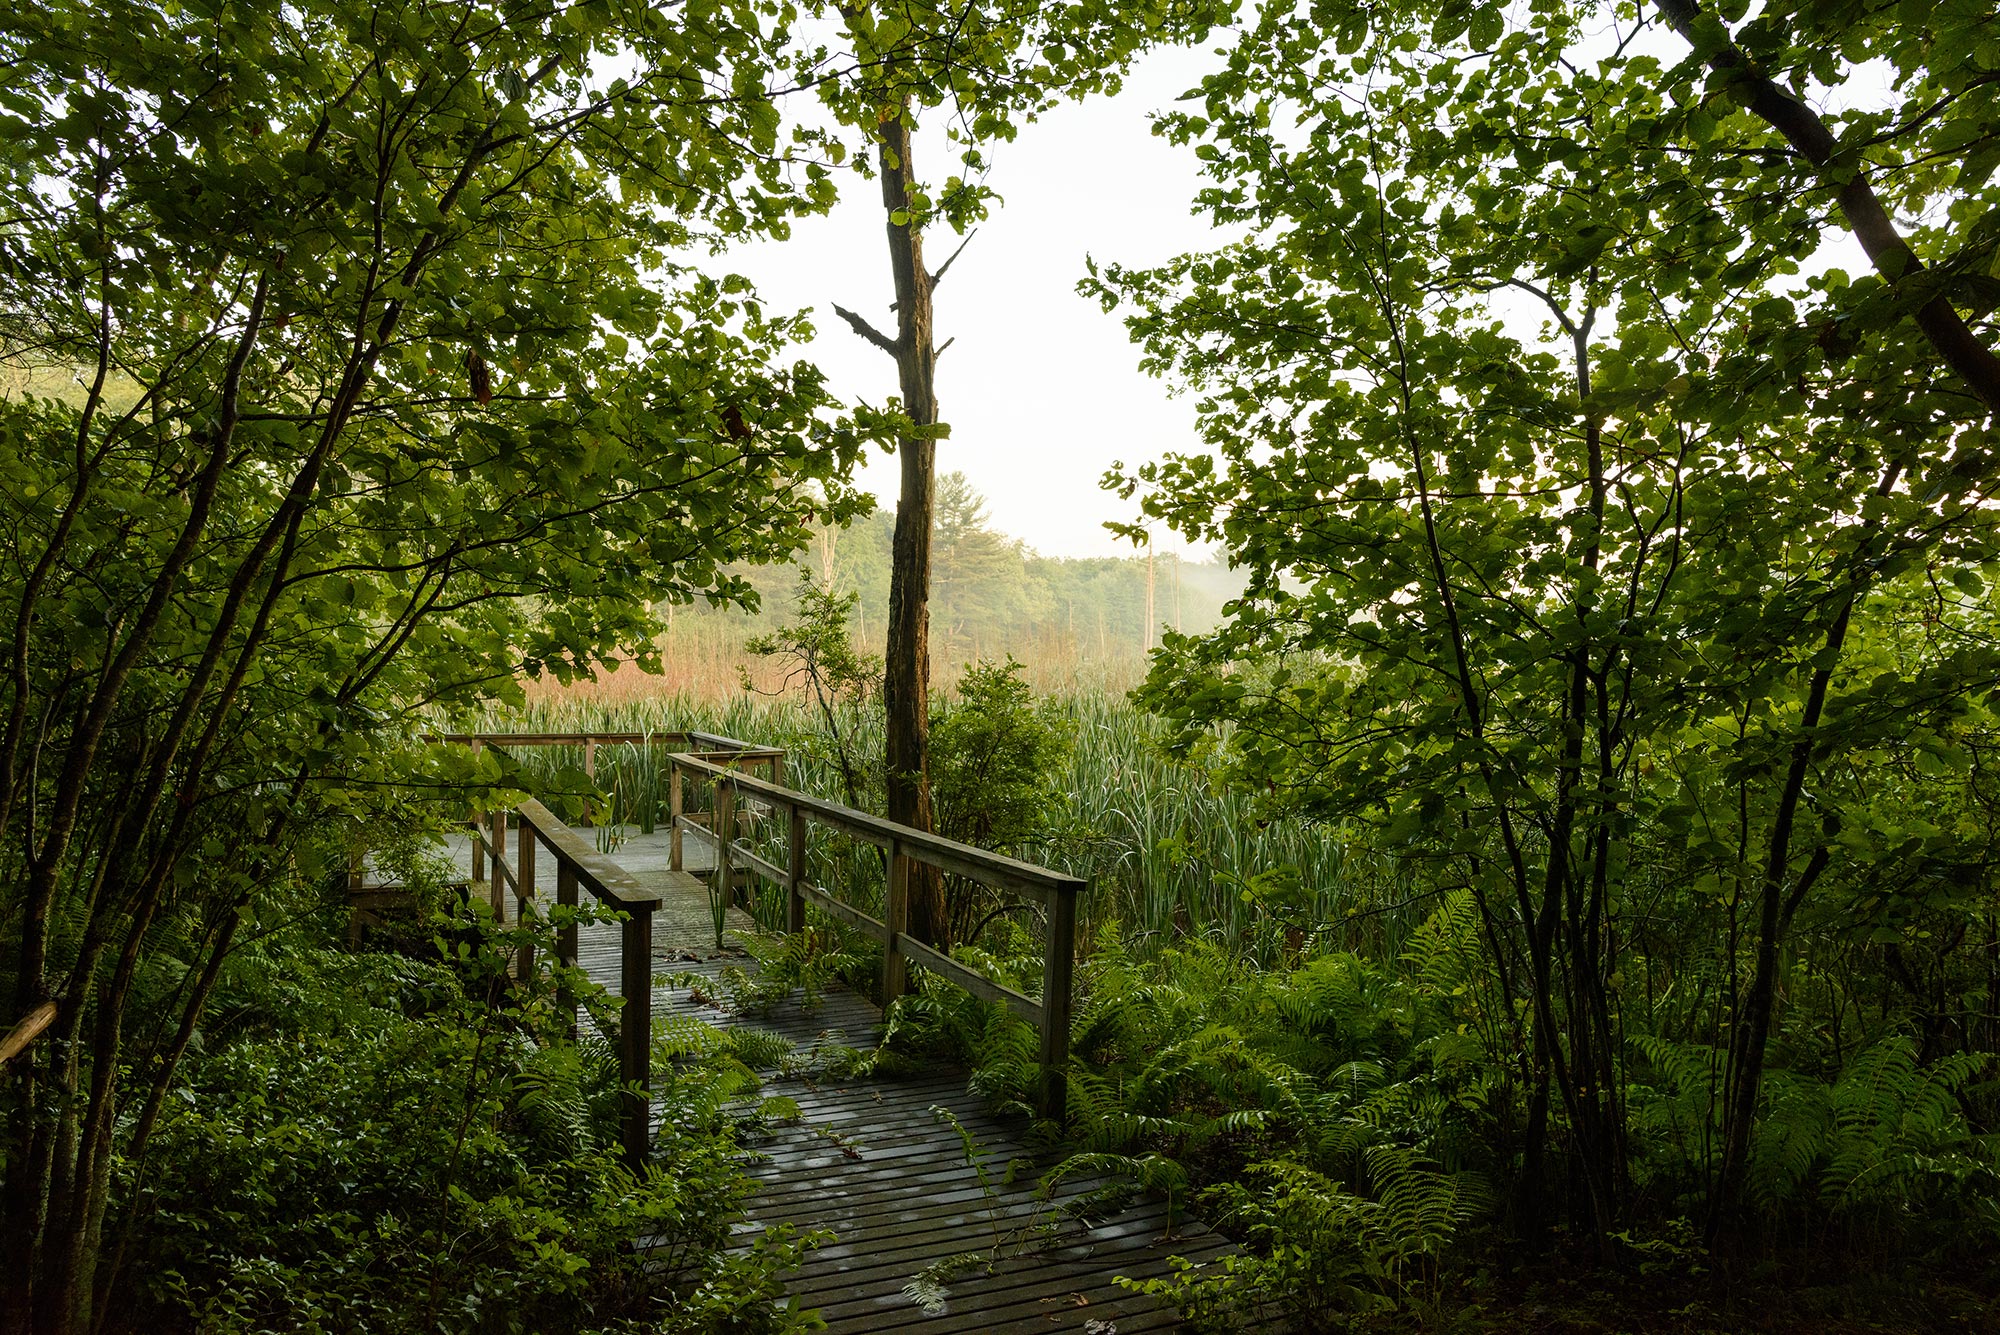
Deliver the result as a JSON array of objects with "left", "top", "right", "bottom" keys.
[
  {"left": 449, "top": 826, "right": 1231, "bottom": 1330},
  {"left": 652, "top": 957, "right": 1232, "bottom": 1332}
]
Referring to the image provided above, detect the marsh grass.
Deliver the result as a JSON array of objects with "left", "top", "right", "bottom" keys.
[
  {"left": 470, "top": 684, "right": 1439, "bottom": 962},
  {"left": 511, "top": 621, "right": 1152, "bottom": 712}
]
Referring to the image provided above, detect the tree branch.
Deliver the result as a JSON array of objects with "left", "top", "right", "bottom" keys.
[
  {"left": 930, "top": 227, "right": 977, "bottom": 287},
  {"left": 1655, "top": 0, "right": 2000, "bottom": 418},
  {"left": 831, "top": 302, "right": 898, "bottom": 356}
]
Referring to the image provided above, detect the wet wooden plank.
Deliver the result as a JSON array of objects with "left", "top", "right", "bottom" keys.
[
  {"left": 556, "top": 839, "right": 1231, "bottom": 1333},
  {"left": 778, "top": 1203, "right": 1200, "bottom": 1294}
]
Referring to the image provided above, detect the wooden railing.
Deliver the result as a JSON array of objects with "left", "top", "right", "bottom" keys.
[
  {"left": 433, "top": 730, "right": 784, "bottom": 787},
  {"left": 430, "top": 727, "right": 1084, "bottom": 1153},
  {"left": 667, "top": 752, "right": 1083, "bottom": 1120},
  {"left": 440, "top": 729, "right": 780, "bottom": 887},
  {"left": 464, "top": 793, "right": 666, "bottom": 1169},
  {"left": 441, "top": 730, "right": 782, "bottom": 1169}
]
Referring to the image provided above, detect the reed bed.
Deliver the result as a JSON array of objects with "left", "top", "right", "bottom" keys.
[
  {"left": 512, "top": 622, "right": 1153, "bottom": 714},
  {"left": 468, "top": 687, "right": 1426, "bottom": 959}
]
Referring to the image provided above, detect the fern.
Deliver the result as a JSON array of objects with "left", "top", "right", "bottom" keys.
[
  {"left": 899, "top": 1252, "right": 987, "bottom": 1316},
  {"left": 1361, "top": 1145, "right": 1492, "bottom": 1286},
  {"left": 1400, "top": 890, "right": 1483, "bottom": 1002},
  {"left": 1823, "top": 1037, "right": 1990, "bottom": 1208},
  {"left": 1628, "top": 1033, "right": 1726, "bottom": 1198},
  {"left": 1744, "top": 1070, "right": 1832, "bottom": 1210},
  {"left": 1126, "top": 1150, "right": 1488, "bottom": 1328},
  {"left": 1075, "top": 1110, "right": 1201, "bottom": 1154},
  {"left": 512, "top": 1044, "right": 594, "bottom": 1159},
  {"left": 654, "top": 1014, "right": 726, "bottom": 1062},
  {"left": 720, "top": 1027, "right": 797, "bottom": 1071},
  {"left": 756, "top": 1094, "right": 802, "bottom": 1123},
  {"left": 667, "top": 929, "right": 870, "bottom": 1019},
  {"left": 1044, "top": 1150, "right": 1193, "bottom": 1206},
  {"left": 1634, "top": 1033, "right": 2000, "bottom": 1218}
]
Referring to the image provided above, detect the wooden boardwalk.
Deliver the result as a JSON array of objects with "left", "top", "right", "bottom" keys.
[{"left": 527, "top": 828, "right": 1233, "bottom": 1333}]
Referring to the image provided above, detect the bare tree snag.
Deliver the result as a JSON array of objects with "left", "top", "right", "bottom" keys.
[{"left": 838, "top": 104, "right": 950, "bottom": 946}]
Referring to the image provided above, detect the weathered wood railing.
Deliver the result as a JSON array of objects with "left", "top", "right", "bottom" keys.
[
  {"left": 462, "top": 793, "right": 665, "bottom": 1170},
  {"left": 437, "top": 730, "right": 781, "bottom": 1169},
  {"left": 435, "top": 730, "right": 784, "bottom": 787},
  {"left": 428, "top": 727, "right": 1081, "bottom": 1147},
  {"left": 667, "top": 753, "right": 1083, "bottom": 1120},
  {"left": 442, "top": 727, "right": 784, "bottom": 888}
]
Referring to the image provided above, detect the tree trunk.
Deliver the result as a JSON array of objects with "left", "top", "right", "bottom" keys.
[
  {"left": 845, "top": 104, "right": 948, "bottom": 945},
  {"left": 1708, "top": 453, "right": 1903, "bottom": 1238}
]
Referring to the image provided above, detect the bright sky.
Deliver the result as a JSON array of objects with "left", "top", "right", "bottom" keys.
[
  {"left": 723, "top": 25, "right": 1887, "bottom": 563},
  {"left": 727, "top": 46, "right": 1228, "bottom": 561}
]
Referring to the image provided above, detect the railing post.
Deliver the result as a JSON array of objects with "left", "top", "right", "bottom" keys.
[
  {"left": 584, "top": 737, "right": 597, "bottom": 781},
  {"left": 555, "top": 860, "right": 578, "bottom": 970},
  {"left": 710, "top": 778, "right": 735, "bottom": 948},
  {"left": 1037, "top": 878, "right": 1082, "bottom": 1123},
  {"left": 555, "top": 855, "right": 578, "bottom": 1042},
  {"left": 786, "top": 804, "right": 807, "bottom": 936},
  {"left": 489, "top": 810, "right": 508, "bottom": 921},
  {"left": 669, "top": 762, "right": 684, "bottom": 872},
  {"left": 469, "top": 737, "right": 486, "bottom": 886},
  {"left": 883, "top": 840, "right": 910, "bottom": 1005},
  {"left": 515, "top": 815, "right": 537, "bottom": 982},
  {"left": 619, "top": 903, "right": 654, "bottom": 1171}
]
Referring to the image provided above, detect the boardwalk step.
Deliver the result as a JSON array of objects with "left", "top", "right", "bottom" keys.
[{"left": 436, "top": 826, "right": 1235, "bottom": 1332}]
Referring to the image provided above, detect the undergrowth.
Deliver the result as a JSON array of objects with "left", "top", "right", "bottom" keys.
[
  {"left": 123, "top": 909, "right": 822, "bottom": 1335},
  {"left": 478, "top": 674, "right": 2000, "bottom": 1331}
]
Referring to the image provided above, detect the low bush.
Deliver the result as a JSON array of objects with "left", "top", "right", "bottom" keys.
[{"left": 118, "top": 917, "right": 817, "bottom": 1335}]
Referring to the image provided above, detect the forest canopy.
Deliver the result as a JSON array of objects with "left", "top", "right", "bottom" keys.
[
  {"left": 1093, "top": 0, "right": 2000, "bottom": 1245},
  {"left": 3, "top": 0, "right": 2000, "bottom": 1328},
  {"left": 0, "top": 0, "right": 882, "bottom": 1325}
]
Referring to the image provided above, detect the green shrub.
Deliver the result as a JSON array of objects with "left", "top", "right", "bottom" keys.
[{"left": 123, "top": 939, "right": 817, "bottom": 1335}]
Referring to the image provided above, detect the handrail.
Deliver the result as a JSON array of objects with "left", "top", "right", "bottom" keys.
[
  {"left": 685, "top": 728, "right": 773, "bottom": 755},
  {"left": 513, "top": 798, "right": 662, "bottom": 910},
  {"left": 667, "top": 751, "right": 1081, "bottom": 1119},
  {"left": 1, "top": 1002, "right": 57, "bottom": 1067},
  {"left": 450, "top": 768, "right": 667, "bottom": 1171},
  {"left": 419, "top": 730, "right": 791, "bottom": 1170},
  {"left": 669, "top": 754, "right": 1078, "bottom": 896},
  {"left": 431, "top": 727, "right": 1081, "bottom": 1146},
  {"left": 432, "top": 728, "right": 785, "bottom": 790},
  {"left": 491, "top": 796, "right": 658, "bottom": 1169}
]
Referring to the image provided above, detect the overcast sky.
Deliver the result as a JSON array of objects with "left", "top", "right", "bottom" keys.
[
  {"left": 722, "top": 25, "right": 1882, "bottom": 564},
  {"left": 726, "top": 45, "right": 1229, "bottom": 561}
]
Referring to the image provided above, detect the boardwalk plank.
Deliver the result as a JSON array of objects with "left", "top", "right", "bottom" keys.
[
  {"left": 428, "top": 824, "right": 1232, "bottom": 1332},
  {"left": 782, "top": 1210, "right": 1214, "bottom": 1299}
]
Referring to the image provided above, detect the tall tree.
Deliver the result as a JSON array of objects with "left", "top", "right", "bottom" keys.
[
  {"left": 1639, "top": 0, "right": 2000, "bottom": 1223},
  {"left": 0, "top": 0, "right": 872, "bottom": 1326},
  {"left": 815, "top": 0, "right": 1226, "bottom": 945},
  {"left": 1091, "top": 0, "right": 2000, "bottom": 1240}
]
